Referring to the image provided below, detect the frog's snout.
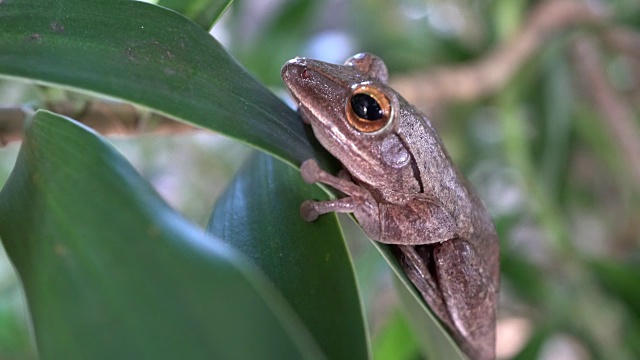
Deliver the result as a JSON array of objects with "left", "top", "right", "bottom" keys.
[{"left": 281, "top": 58, "right": 309, "bottom": 83}]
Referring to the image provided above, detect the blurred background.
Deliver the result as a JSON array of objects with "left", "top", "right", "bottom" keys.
[{"left": 1, "top": 0, "right": 639, "bottom": 359}]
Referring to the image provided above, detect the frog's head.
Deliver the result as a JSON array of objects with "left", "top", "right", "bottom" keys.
[{"left": 282, "top": 53, "right": 420, "bottom": 192}]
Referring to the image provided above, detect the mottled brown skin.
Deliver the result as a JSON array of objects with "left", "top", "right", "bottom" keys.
[{"left": 281, "top": 53, "right": 499, "bottom": 360}]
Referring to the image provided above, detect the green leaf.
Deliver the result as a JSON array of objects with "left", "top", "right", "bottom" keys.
[
  {"left": 0, "top": 111, "right": 324, "bottom": 360},
  {"left": 372, "top": 309, "right": 420, "bottom": 360},
  {"left": 232, "top": 0, "right": 319, "bottom": 86},
  {"left": 0, "top": 271, "right": 33, "bottom": 359},
  {"left": 589, "top": 259, "right": 640, "bottom": 319},
  {"left": 0, "top": 0, "right": 327, "bottom": 168},
  {"left": 512, "top": 327, "right": 552, "bottom": 360},
  {"left": 207, "top": 152, "right": 369, "bottom": 360},
  {"left": 158, "top": 0, "right": 232, "bottom": 30},
  {"left": 501, "top": 250, "right": 548, "bottom": 303}
]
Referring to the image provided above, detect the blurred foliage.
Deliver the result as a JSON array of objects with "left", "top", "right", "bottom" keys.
[{"left": 1, "top": 0, "right": 640, "bottom": 359}]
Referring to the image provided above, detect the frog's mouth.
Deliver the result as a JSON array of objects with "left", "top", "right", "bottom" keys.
[
  {"left": 281, "top": 60, "right": 313, "bottom": 125},
  {"left": 296, "top": 104, "right": 313, "bottom": 125},
  {"left": 281, "top": 58, "right": 311, "bottom": 98}
]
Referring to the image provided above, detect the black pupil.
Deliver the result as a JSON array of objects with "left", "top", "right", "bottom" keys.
[{"left": 351, "top": 94, "right": 384, "bottom": 121}]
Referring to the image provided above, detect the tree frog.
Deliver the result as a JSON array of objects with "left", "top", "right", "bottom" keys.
[{"left": 282, "top": 53, "right": 500, "bottom": 360}]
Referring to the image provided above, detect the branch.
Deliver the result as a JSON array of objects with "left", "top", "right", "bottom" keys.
[
  {"left": 603, "top": 26, "right": 640, "bottom": 105},
  {"left": 604, "top": 26, "right": 640, "bottom": 59},
  {"left": 0, "top": 101, "right": 197, "bottom": 147},
  {"left": 390, "top": 0, "right": 605, "bottom": 108},
  {"left": 572, "top": 38, "right": 640, "bottom": 185}
]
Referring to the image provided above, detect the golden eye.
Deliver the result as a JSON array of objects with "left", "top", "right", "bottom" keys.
[{"left": 346, "top": 85, "right": 393, "bottom": 133}]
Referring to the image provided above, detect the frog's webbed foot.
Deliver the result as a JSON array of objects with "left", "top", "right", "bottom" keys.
[{"left": 299, "top": 159, "right": 380, "bottom": 236}]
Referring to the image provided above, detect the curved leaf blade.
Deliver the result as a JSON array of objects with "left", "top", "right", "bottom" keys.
[
  {"left": 0, "top": 111, "right": 324, "bottom": 360},
  {"left": 0, "top": 0, "right": 324, "bottom": 167},
  {"left": 207, "top": 152, "right": 370, "bottom": 360}
]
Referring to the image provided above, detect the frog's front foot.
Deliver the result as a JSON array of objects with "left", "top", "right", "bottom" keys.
[
  {"left": 300, "top": 159, "right": 322, "bottom": 184},
  {"left": 300, "top": 200, "right": 320, "bottom": 221},
  {"left": 300, "top": 159, "right": 368, "bottom": 197},
  {"left": 298, "top": 158, "right": 380, "bottom": 230}
]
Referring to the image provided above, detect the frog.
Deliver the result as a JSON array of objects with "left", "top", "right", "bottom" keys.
[{"left": 281, "top": 53, "right": 500, "bottom": 360}]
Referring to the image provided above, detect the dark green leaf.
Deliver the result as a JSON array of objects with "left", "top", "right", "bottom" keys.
[
  {"left": 207, "top": 152, "right": 369, "bottom": 360},
  {"left": 589, "top": 259, "right": 640, "bottom": 319},
  {"left": 0, "top": 0, "right": 328, "bottom": 168},
  {"left": 540, "top": 52, "right": 572, "bottom": 199},
  {"left": 501, "top": 250, "right": 548, "bottom": 303},
  {"left": 0, "top": 111, "right": 324, "bottom": 360},
  {"left": 625, "top": 319, "right": 640, "bottom": 358}
]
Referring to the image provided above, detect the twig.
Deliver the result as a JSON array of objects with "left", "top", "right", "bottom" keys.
[
  {"left": 604, "top": 26, "right": 640, "bottom": 59},
  {"left": 603, "top": 26, "right": 640, "bottom": 105},
  {"left": 0, "top": 107, "right": 28, "bottom": 146},
  {"left": 0, "top": 101, "right": 197, "bottom": 147},
  {"left": 572, "top": 38, "right": 640, "bottom": 185},
  {"left": 390, "top": 0, "right": 605, "bottom": 108}
]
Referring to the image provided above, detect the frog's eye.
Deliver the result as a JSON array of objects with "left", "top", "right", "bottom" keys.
[{"left": 346, "top": 85, "right": 393, "bottom": 133}]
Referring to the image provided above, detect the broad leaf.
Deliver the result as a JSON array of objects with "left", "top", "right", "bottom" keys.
[
  {"left": 0, "top": 0, "right": 327, "bottom": 168},
  {"left": 0, "top": 111, "right": 324, "bottom": 360},
  {"left": 208, "top": 152, "right": 369, "bottom": 360}
]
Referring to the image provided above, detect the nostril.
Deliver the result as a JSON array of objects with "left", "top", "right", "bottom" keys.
[{"left": 301, "top": 68, "right": 310, "bottom": 79}]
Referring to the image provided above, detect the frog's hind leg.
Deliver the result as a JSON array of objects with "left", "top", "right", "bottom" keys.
[
  {"left": 434, "top": 239, "right": 497, "bottom": 360},
  {"left": 394, "top": 244, "right": 455, "bottom": 332}
]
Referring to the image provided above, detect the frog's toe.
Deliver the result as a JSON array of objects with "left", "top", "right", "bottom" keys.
[
  {"left": 300, "top": 200, "right": 320, "bottom": 221},
  {"left": 300, "top": 159, "right": 321, "bottom": 183}
]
